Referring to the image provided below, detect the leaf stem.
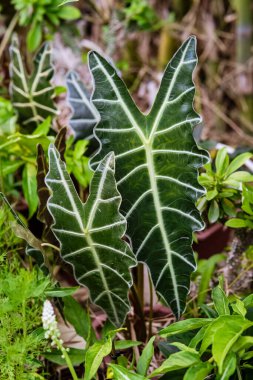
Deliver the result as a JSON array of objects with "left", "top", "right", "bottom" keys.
[
  {"left": 61, "top": 348, "right": 79, "bottom": 380},
  {"left": 148, "top": 271, "right": 153, "bottom": 339},
  {"left": 0, "top": 12, "right": 19, "bottom": 60}
]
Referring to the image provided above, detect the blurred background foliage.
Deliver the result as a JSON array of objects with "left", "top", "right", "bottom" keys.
[{"left": 0, "top": 0, "right": 253, "bottom": 148}]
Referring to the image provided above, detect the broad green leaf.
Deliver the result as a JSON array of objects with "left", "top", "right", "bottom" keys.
[
  {"left": 66, "top": 71, "right": 99, "bottom": 146},
  {"left": 159, "top": 318, "right": 212, "bottom": 338},
  {"left": 149, "top": 351, "right": 200, "bottom": 376},
  {"left": 63, "top": 296, "right": 96, "bottom": 344},
  {"left": 9, "top": 36, "right": 58, "bottom": 130},
  {"left": 206, "top": 189, "right": 218, "bottom": 200},
  {"left": 243, "top": 294, "right": 253, "bottom": 308},
  {"left": 183, "top": 362, "right": 213, "bottom": 380},
  {"left": 89, "top": 36, "right": 209, "bottom": 318},
  {"left": 189, "top": 325, "right": 209, "bottom": 349},
  {"left": 84, "top": 338, "right": 112, "bottom": 380},
  {"left": 44, "top": 348, "right": 86, "bottom": 365},
  {"left": 215, "top": 147, "right": 229, "bottom": 177},
  {"left": 225, "top": 152, "right": 252, "bottom": 177},
  {"left": 22, "top": 163, "right": 39, "bottom": 218},
  {"left": 212, "top": 286, "right": 230, "bottom": 316},
  {"left": 215, "top": 352, "right": 236, "bottom": 380},
  {"left": 212, "top": 318, "right": 252, "bottom": 373},
  {"left": 45, "top": 145, "right": 136, "bottom": 326},
  {"left": 137, "top": 336, "right": 155, "bottom": 376},
  {"left": 109, "top": 364, "right": 147, "bottom": 380}
]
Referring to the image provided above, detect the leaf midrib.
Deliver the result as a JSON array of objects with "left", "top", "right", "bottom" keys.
[
  {"left": 50, "top": 147, "right": 121, "bottom": 325},
  {"left": 92, "top": 41, "right": 194, "bottom": 315}
]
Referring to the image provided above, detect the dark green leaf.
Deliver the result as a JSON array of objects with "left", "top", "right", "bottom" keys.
[{"left": 89, "top": 37, "right": 209, "bottom": 319}]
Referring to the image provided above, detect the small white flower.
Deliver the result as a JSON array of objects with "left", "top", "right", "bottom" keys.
[{"left": 42, "top": 300, "right": 64, "bottom": 350}]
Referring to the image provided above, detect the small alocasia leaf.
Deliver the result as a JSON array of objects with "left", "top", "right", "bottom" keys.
[
  {"left": 89, "top": 36, "right": 209, "bottom": 318},
  {"left": 22, "top": 163, "right": 39, "bottom": 218},
  {"left": 183, "top": 362, "right": 213, "bottom": 380},
  {"left": 109, "top": 364, "right": 147, "bottom": 380},
  {"left": 159, "top": 318, "right": 212, "bottom": 338},
  {"left": 150, "top": 351, "right": 200, "bottom": 376},
  {"left": 66, "top": 71, "right": 99, "bottom": 147},
  {"left": 137, "top": 336, "right": 155, "bottom": 376},
  {"left": 45, "top": 145, "right": 136, "bottom": 326},
  {"left": 212, "top": 286, "right": 230, "bottom": 316},
  {"left": 84, "top": 338, "right": 112, "bottom": 380},
  {"left": 9, "top": 35, "right": 58, "bottom": 130}
]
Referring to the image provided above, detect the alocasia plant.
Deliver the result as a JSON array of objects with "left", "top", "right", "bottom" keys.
[
  {"left": 45, "top": 145, "right": 136, "bottom": 326},
  {"left": 9, "top": 35, "right": 58, "bottom": 130},
  {"left": 66, "top": 71, "right": 99, "bottom": 146},
  {"left": 89, "top": 36, "right": 209, "bottom": 318}
]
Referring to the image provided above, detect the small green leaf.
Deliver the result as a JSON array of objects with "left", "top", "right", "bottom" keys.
[
  {"left": 27, "top": 22, "right": 42, "bottom": 52},
  {"left": 221, "top": 199, "right": 236, "bottom": 217},
  {"left": 228, "top": 171, "right": 253, "bottom": 182},
  {"left": 212, "top": 317, "right": 253, "bottom": 373},
  {"left": 208, "top": 200, "right": 219, "bottom": 223},
  {"left": 159, "top": 319, "right": 212, "bottom": 338},
  {"left": 225, "top": 218, "right": 249, "bottom": 228},
  {"left": 84, "top": 338, "right": 112, "bottom": 380},
  {"left": 225, "top": 153, "right": 252, "bottom": 177},
  {"left": 137, "top": 336, "right": 155, "bottom": 376},
  {"left": 215, "top": 147, "right": 229, "bottom": 176},
  {"left": 244, "top": 294, "right": 253, "bottom": 308},
  {"left": 212, "top": 286, "right": 230, "bottom": 316},
  {"left": 231, "top": 298, "right": 247, "bottom": 317},
  {"left": 183, "top": 362, "right": 213, "bottom": 380},
  {"left": 206, "top": 189, "right": 218, "bottom": 201},
  {"left": 58, "top": 5, "right": 81, "bottom": 19},
  {"left": 109, "top": 364, "right": 147, "bottom": 380},
  {"left": 149, "top": 351, "right": 200, "bottom": 376},
  {"left": 22, "top": 163, "right": 38, "bottom": 218}
]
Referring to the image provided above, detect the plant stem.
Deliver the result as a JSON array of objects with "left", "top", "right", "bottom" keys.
[
  {"left": 237, "top": 365, "right": 243, "bottom": 380},
  {"left": 0, "top": 12, "right": 19, "bottom": 60},
  {"left": 148, "top": 271, "right": 153, "bottom": 339},
  {"left": 61, "top": 348, "right": 79, "bottom": 380},
  {"left": 137, "top": 263, "right": 144, "bottom": 309}
]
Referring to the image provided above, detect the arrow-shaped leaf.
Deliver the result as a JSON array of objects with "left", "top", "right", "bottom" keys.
[
  {"left": 45, "top": 145, "right": 136, "bottom": 326},
  {"left": 89, "top": 37, "right": 209, "bottom": 318},
  {"left": 9, "top": 35, "right": 58, "bottom": 130},
  {"left": 66, "top": 71, "right": 99, "bottom": 148}
]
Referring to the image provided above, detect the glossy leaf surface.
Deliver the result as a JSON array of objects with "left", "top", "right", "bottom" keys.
[
  {"left": 46, "top": 145, "right": 136, "bottom": 326},
  {"left": 10, "top": 36, "right": 57, "bottom": 129},
  {"left": 89, "top": 37, "right": 209, "bottom": 317}
]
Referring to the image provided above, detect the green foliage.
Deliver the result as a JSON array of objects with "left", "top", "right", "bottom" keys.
[
  {"left": 89, "top": 36, "right": 209, "bottom": 318},
  {"left": 123, "top": 0, "right": 160, "bottom": 30},
  {"left": 0, "top": 257, "right": 50, "bottom": 379},
  {"left": 198, "top": 147, "right": 253, "bottom": 226},
  {"left": 10, "top": 36, "right": 57, "bottom": 130},
  {"left": 45, "top": 145, "right": 136, "bottom": 326},
  {"left": 158, "top": 284, "right": 253, "bottom": 379},
  {"left": 11, "top": 0, "right": 81, "bottom": 51}
]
